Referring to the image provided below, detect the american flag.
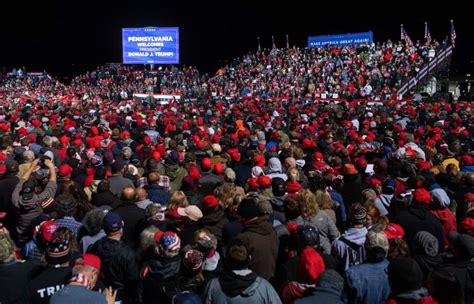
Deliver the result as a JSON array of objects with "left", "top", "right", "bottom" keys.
[
  {"left": 424, "top": 22, "right": 432, "bottom": 45},
  {"left": 450, "top": 20, "right": 457, "bottom": 48},
  {"left": 400, "top": 24, "right": 413, "bottom": 46}
]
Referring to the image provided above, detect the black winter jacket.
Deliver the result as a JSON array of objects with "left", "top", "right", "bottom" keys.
[{"left": 87, "top": 237, "right": 139, "bottom": 302}]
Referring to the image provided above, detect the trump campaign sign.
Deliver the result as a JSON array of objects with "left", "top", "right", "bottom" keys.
[
  {"left": 308, "top": 31, "right": 373, "bottom": 48},
  {"left": 122, "top": 27, "right": 180, "bottom": 64}
]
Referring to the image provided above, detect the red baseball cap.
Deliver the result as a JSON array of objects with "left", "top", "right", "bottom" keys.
[
  {"left": 202, "top": 195, "right": 219, "bottom": 209},
  {"left": 119, "top": 131, "right": 130, "bottom": 140},
  {"left": 254, "top": 155, "right": 266, "bottom": 167},
  {"left": 73, "top": 139, "right": 83, "bottom": 147},
  {"left": 258, "top": 175, "right": 272, "bottom": 189},
  {"left": 247, "top": 177, "right": 259, "bottom": 191},
  {"left": 196, "top": 141, "right": 205, "bottom": 150},
  {"left": 368, "top": 178, "right": 382, "bottom": 188},
  {"left": 214, "top": 163, "right": 224, "bottom": 175},
  {"left": 59, "top": 136, "right": 70, "bottom": 145},
  {"left": 152, "top": 152, "right": 161, "bottom": 161},
  {"left": 40, "top": 221, "right": 59, "bottom": 241},
  {"left": 201, "top": 158, "right": 212, "bottom": 171},
  {"left": 312, "top": 152, "right": 323, "bottom": 161},
  {"left": 58, "top": 164, "right": 73, "bottom": 177},
  {"left": 74, "top": 254, "right": 101, "bottom": 272},
  {"left": 461, "top": 155, "right": 473, "bottom": 166},
  {"left": 414, "top": 188, "right": 431, "bottom": 204},
  {"left": 384, "top": 223, "right": 405, "bottom": 240}
]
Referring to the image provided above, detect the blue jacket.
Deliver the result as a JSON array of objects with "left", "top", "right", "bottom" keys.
[
  {"left": 461, "top": 165, "right": 474, "bottom": 173},
  {"left": 329, "top": 190, "right": 347, "bottom": 226},
  {"left": 144, "top": 184, "right": 170, "bottom": 205},
  {"left": 346, "top": 259, "right": 390, "bottom": 304}
]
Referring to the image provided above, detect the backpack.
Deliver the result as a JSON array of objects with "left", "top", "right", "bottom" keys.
[{"left": 339, "top": 236, "right": 366, "bottom": 267}]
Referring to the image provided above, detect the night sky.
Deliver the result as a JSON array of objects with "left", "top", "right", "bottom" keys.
[{"left": 1, "top": 0, "right": 471, "bottom": 78}]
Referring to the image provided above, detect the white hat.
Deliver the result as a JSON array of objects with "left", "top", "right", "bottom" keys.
[
  {"left": 16, "top": 121, "right": 26, "bottom": 130},
  {"left": 44, "top": 151, "right": 54, "bottom": 162},
  {"left": 211, "top": 143, "right": 222, "bottom": 153},
  {"left": 127, "top": 165, "right": 139, "bottom": 176}
]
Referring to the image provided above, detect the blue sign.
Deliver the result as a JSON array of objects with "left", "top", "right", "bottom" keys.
[
  {"left": 307, "top": 32, "right": 373, "bottom": 48},
  {"left": 122, "top": 27, "right": 179, "bottom": 64}
]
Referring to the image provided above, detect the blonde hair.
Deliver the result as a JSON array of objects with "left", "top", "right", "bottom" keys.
[
  {"left": 423, "top": 146, "right": 437, "bottom": 161},
  {"left": 362, "top": 188, "right": 377, "bottom": 207},
  {"left": 215, "top": 183, "right": 244, "bottom": 209},
  {"left": 287, "top": 167, "right": 300, "bottom": 183},
  {"left": 367, "top": 204, "right": 389, "bottom": 228},
  {"left": 297, "top": 189, "right": 319, "bottom": 220},
  {"left": 168, "top": 191, "right": 189, "bottom": 210},
  {"left": 315, "top": 190, "right": 333, "bottom": 210}
]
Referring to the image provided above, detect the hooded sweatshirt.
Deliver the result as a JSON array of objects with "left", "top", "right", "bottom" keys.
[
  {"left": 205, "top": 269, "right": 281, "bottom": 304},
  {"left": 139, "top": 254, "right": 181, "bottom": 304},
  {"left": 159, "top": 166, "right": 187, "bottom": 193},
  {"left": 87, "top": 238, "right": 139, "bottom": 301},
  {"left": 331, "top": 227, "right": 368, "bottom": 271},
  {"left": 391, "top": 204, "right": 445, "bottom": 253},
  {"left": 12, "top": 179, "right": 58, "bottom": 246},
  {"left": 235, "top": 217, "right": 279, "bottom": 281},
  {"left": 266, "top": 158, "right": 288, "bottom": 181}
]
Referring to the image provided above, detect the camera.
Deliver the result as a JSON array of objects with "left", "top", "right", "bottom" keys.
[{"left": 38, "top": 156, "right": 49, "bottom": 168}]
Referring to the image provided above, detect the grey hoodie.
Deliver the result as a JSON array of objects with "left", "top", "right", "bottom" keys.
[
  {"left": 294, "top": 212, "right": 340, "bottom": 254},
  {"left": 12, "top": 179, "right": 58, "bottom": 246},
  {"left": 205, "top": 273, "right": 282, "bottom": 304},
  {"left": 266, "top": 158, "right": 288, "bottom": 181},
  {"left": 331, "top": 227, "right": 368, "bottom": 271}
]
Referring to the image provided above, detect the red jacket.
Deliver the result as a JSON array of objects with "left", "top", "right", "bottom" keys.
[{"left": 431, "top": 208, "right": 457, "bottom": 250}]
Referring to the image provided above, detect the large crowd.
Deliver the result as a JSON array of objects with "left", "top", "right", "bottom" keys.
[{"left": 0, "top": 39, "right": 472, "bottom": 304}]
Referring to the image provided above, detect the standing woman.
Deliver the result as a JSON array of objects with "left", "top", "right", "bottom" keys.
[{"left": 293, "top": 189, "right": 339, "bottom": 254}]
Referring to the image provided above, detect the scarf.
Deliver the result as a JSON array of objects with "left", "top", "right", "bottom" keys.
[
  {"left": 69, "top": 273, "right": 92, "bottom": 290},
  {"left": 218, "top": 269, "right": 257, "bottom": 297}
]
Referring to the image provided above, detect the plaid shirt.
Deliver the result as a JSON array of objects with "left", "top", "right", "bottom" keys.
[
  {"left": 137, "top": 175, "right": 170, "bottom": 192},
  {"left": 21, "top": 239, "right": 43, "bottom": 261},
  {"left": 55, "top": 216, "right": 83, "bottom": 237}
]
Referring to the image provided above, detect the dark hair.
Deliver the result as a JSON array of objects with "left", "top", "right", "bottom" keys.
[
  {"left": 94, "top": 167, "right": 107, "bottom": 180},
  {"left": 428, "top": 269, "right": 464, "bottom": 304},
  {"left": 321, "top": 172, "right": 334, "bottom": 189},
  {"left": 366, "top": 246, "right": 387, "bottom": 263},
  {"left": 52, "top": 227, "right": 79, "bottom": 255},
  {"left": 226, "top": 239, "right": 251, "bottom": 270},
  {"left": 388, "top": 195, "right": 410, "bottom": 219},
  {"left": 97, "top": 180, "right": 110, "bottom": 193},
  {"left": 145, "top": 158, "right": 158, "bottom": 172},
  {"left": 388, "top": 238, "right": 410, "bottom": 260},
  {"left": 184, "top": 152, "right": 196, "bottom": 164},
  {"left": 332, "top": 177, "right": 344, "bottom": 193},
  {"left": 283, "top": 197, "right": 301, "bottom": 221},
  {"left": 55, "top": 194, "right": 77, "bottom": 217},
  {"left": 388, "top": 257, "right": 423, "bottom": 294}
]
